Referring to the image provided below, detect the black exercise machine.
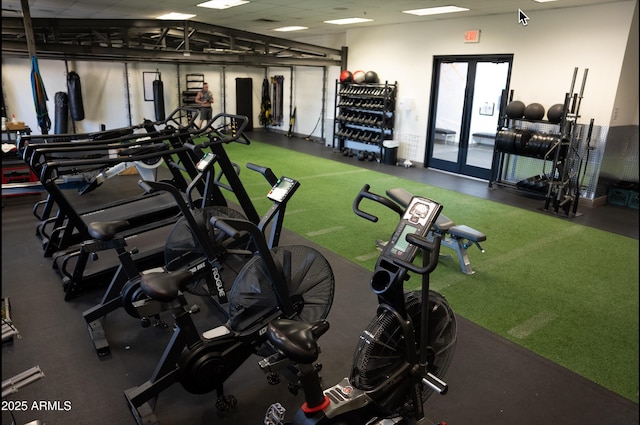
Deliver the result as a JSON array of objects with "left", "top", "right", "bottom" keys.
[
  {"left": 123, "top": 176, "right": 335, "bottom": 425},
  {"left": 81, "top": 124, "right": 282, "bottom": 354},
  {"left": 29, "top": 114, "right": 252, "bottom": 299},
  {"left": 18, "top": 107, "right": 199, "bottom": 231}
]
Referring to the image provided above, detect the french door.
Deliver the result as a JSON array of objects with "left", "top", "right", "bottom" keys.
[{"left": 426, "top": 55, "right": 513, "bottom": 180}]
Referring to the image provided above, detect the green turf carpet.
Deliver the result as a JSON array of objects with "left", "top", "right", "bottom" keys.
[{"left": 219, "top": 139, "right": 639, "bottom": 403}]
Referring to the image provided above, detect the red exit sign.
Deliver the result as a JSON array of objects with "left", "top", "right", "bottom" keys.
[{"left": 464, "top": 29, "right": 480, "bottom": 43}]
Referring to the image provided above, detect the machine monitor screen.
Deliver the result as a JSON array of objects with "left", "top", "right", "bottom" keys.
[
  {"left": 390, "top": 224, "right": 418, "bottom": 257},
  {"left": 196, "top": 152, "right": 216, "bottom": 171},
  {"left": 386, "top": 196, "right": 441, "bottom": 261},
  {"left": 267, "top": 177, "right": 297, "bottom": 203}
]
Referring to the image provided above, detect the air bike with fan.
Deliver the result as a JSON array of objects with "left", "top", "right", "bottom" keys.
[
  {"left": 122, "top": 167, "right": 336, "bottom": 425},
  {"left": 262, "top": 184, "right": 457, "bottom": 425}
]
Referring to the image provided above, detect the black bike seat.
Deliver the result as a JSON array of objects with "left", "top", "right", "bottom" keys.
[
  {"left": 88, "top": 220, "right": 130, "bottom": 241},
  {"left": 140, "top": 269, "right": 194, "bottom": 302},
  {"left": 267, "top": 319, "right": 330, "bottom": 364}
]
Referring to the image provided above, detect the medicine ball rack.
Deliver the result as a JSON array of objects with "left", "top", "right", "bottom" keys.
[
  {"left": 333, "top": 80, "right": 397, "bottom": 161},
  {"left": 489, "top": 67, "right": 594, "bottom": 218}
]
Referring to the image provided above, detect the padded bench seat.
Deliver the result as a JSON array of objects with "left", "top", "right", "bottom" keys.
[
  {"left": 471, "top": 132, "right": 496, "bottom": 147},
  {"left": 434, "top": 128, "right": 457, "bottom": 144}
]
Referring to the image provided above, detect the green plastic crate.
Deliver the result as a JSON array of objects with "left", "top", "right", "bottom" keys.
[
  {"left": 607, "top": 187, "right": 631, "bottom": 207},
  {"left": 627, "top": 191, "right": 639, "bottom": 209}
]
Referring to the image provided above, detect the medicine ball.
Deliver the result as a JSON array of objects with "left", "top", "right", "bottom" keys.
[
  {"left": 546, "top": 103, "right": 565, "bottom": 124},
  {"left": 352, "top": 70, "right": 366, "bottom": 84},
  {"left": 505, "top": 100, "right": 526, "bottom": 119},
  {"left": 340, "top": 70, "right": 352, "bottom": 83},
  {"left": 364, "top": 71, "right": 379, "bottom": 84},
  {"left": 524, "top": 103, "right": 545, "bottom": 120}
]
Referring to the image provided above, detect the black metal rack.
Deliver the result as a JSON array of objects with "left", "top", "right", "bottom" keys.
[
  {"left": 182, "top": 73, "right": 205, "bottom": 107},
  {"left": 333, "top": 80, "right": 397, "bottom": 161},
  {"left": 489, "top": 68, "right": 593, "bottom": 217}
]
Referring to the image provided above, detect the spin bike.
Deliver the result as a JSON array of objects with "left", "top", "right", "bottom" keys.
[
  {"left": 263, "top": 184, "right": 457, "bottom": 425},
  {"left": 123, "top": 176, "right": 336, "bottom": 425}
]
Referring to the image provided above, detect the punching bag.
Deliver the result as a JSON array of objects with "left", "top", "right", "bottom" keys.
[
  {"left": 153, "top": 78, "right": 165, "bottom": 121},
  {"left": 54, "top": 92, "right": 69, "bottom": 134},
  {"left": 67, "top": 71, "right": 85, "bottom": 121}
]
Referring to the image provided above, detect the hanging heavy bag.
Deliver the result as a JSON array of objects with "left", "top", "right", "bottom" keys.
[
  {"left": 54, "top": 91, "right": 69, "bottom": 134},
  {"left": 67, "top": 71, "right": 85, "bottom": 121},
  {"left": 153, "top": 79, "right": 165, "bottom": 121}
]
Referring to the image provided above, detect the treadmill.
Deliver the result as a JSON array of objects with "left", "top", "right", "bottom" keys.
[
  {"left": 24, "top": 109, "right": 223, "bottom": 257},
  {"left": 40, "top": 114, "right": 262, "bottom": 299}
]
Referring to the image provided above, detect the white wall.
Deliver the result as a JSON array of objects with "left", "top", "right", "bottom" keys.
[
  {"left": 1, "top": 58, "right": 334, "bottom": 141},
  {"left": 2, "top": 2, "right": 636, "bottom": 160},
  {"left": 344, "top": 1, "right": 638, "bottom": 162}
]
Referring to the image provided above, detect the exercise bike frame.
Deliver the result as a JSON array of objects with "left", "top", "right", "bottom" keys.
[
  {"left": 123, "top": 164, "right": 334, "bottom": 425},
  {"left": 268, "top": 184, "right": 453, "bottom": 425}
]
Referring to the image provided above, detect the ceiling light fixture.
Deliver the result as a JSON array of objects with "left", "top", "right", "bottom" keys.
[
  {"left": 273, "top": 26, "right": 308, "bottom": 32},
  {"left": 324, "top": 17, "right": 373, "bottom": 25},
  {"left": 197, "top": 0, "right": 249, "bottom": 10},
  {"left": 532, "top": 0, "right": 558, "bottom": 2},
  {"left": 157, "top": 12, "right": 197, "bottom": 20},
  {"left": 402, "top": 6, "right": 469, "bottom": 16}
]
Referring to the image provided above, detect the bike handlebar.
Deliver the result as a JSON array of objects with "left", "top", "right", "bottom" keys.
[
  {"left": 393, "top": 233, "right": 441, "bottom": 274},
  {"left": 352, "top": 184, "right": 404, "bottom": 222},
  {"left": 36, "top": 113, "right": 251, "bottom": 181},
  {"left": 354, "top": 184, "right": 442, "bottom": 276},
  {"left": 210, "top": 217, "right": 242, "bottom": 240}
]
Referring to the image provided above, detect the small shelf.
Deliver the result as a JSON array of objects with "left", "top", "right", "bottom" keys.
[{"left": 182, "top": 74, "right": 204, "bottom": 106}]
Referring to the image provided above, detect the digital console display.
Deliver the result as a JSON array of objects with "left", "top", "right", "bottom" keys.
[
  {"left": 267, "top": 178, "right": 295, "bottom": 202},
  {"left": 387, "top": 197, "right": 440, "bottom": 260},
  {"left": 390, "top": 224, "right": 417, "bottom": 257}
]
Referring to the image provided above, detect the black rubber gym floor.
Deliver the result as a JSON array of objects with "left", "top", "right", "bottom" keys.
[{"left": 2, "top": 132, "right": 638, "bottom": 425}]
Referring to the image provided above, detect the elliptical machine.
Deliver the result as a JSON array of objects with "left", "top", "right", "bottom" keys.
[{"left": 263, "top": 184, "right": 457, "bottom": 425}]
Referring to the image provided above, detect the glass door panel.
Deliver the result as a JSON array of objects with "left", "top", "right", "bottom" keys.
[
  {"left": 426, "top": 55, "right": 512, "bottom": 180},
  {"left": 431, "top": 62, "right": 468, "bottom": 164},
  {"left": 465, "top": 62, "right": 510, "bottom": 170}
]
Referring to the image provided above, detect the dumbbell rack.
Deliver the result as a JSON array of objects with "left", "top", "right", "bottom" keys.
[
  {"left": 333, "top": 80, "right": 397, "bottom": 161},
  {"left": 489, "top": 68, "right": 593, "bottom": 217}
]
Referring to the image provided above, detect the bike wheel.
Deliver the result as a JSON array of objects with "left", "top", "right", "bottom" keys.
[
  {"left": 227, "top": 245, "right": 335, "bottom": 331},
  {"left": 349, "top": 290, "right": 457, "bottom": 414}
]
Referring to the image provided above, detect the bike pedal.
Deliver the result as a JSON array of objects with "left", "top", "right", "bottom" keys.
[
  {"left": 287, "top": 382, "right": 300, "bottom": 395},
  {"left": 215, "top": 394, "right": 238, "bottom": 415},
  {"left": 267, "top": 372, "right": 281, "bottom": 385},
  {"left": 153, "top": 318, "right": 169, "bottom": 329}
]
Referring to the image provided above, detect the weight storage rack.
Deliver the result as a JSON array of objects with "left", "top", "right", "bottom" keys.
[
  {"left": 182, "top": 73, "right": 204, "bottom": 107},
  {"left": 489, "top": 68, "right": 594, "bottom": 217},
  {"left": 333, "top": 80, "right": 397, "bottom": 161}
]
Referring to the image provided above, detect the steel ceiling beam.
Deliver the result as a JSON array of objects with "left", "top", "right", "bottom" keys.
[{"left": 1, "top": 17, "right": 344, "bottom": 67}]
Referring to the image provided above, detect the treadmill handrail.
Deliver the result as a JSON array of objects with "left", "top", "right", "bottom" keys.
[
  {"left": 36, "top": 114, "right": 249, "bottom": 182},
  {"left": 18, "top": 106, "right": 200, "bottom": 150}
]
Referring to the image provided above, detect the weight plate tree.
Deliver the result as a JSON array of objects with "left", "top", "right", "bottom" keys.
[{"left": 489, "top": 67, "right": 594, "bottom": 217}]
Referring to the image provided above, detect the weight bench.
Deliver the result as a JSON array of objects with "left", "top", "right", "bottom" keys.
[{"left": 386, "top": 188, "right": 486, "bottom": 275}]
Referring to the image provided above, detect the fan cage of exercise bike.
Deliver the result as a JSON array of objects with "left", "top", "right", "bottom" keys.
[
  {"left": 349, "top": 290, "right": 457, "bottom": 411},
  {"left": 165, "top": 207, "right": 335, "bottom": 331},
  {"left": 227, "top": 244, "right": 335, "bottom": 331},
  {"left": 164, "top": 206, "right": 249, "bottom": 295}
]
